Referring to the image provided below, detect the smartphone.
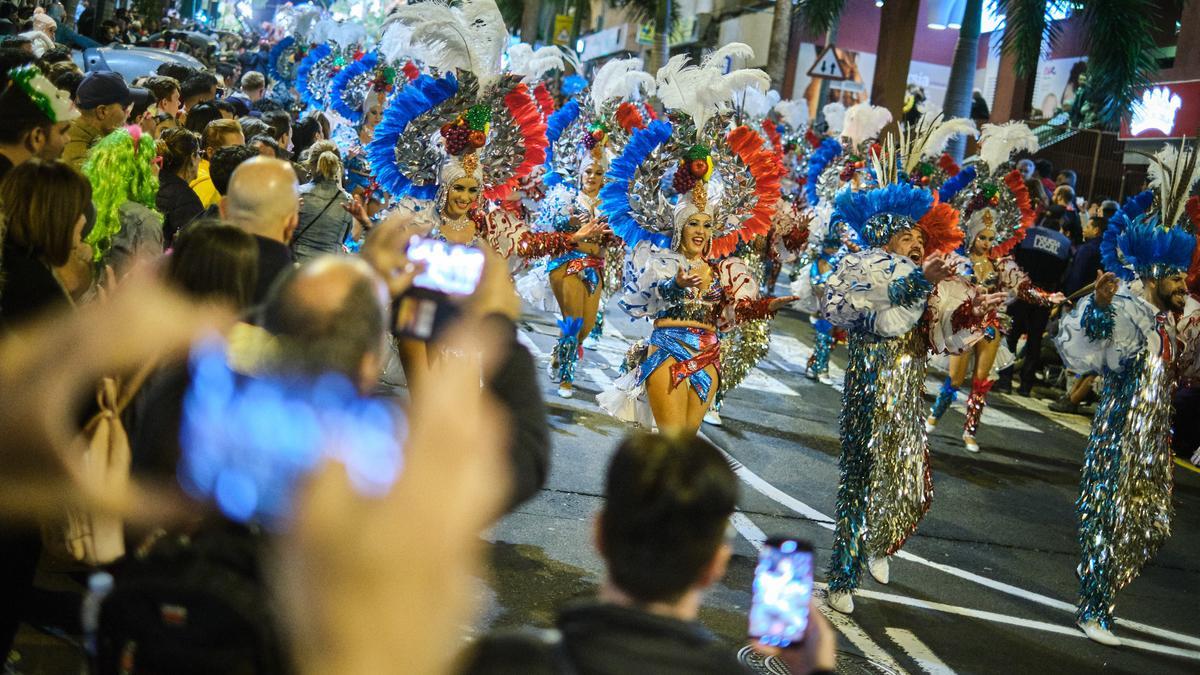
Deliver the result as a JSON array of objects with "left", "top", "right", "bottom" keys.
[
  {"left": 392, "top": 236, "right": 486, "bottom": 341},
  {"left": 178, "top": 338, "right": 405, "bottom": 527},
  {"left": 748, "top": 537, "right": 814, "bottom": 648}
]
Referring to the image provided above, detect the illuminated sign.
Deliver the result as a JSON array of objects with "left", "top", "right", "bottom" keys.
[
  {"left": 1120, "top": 80, "right": 1200, "bottom": 141},
  {"left": 1130, "top": 86, "right": 1182, "bottom": 137}
]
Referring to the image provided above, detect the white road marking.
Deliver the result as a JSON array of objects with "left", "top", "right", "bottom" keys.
[
  {"left": 585, "top": 367, "right": 612, "bottom": 387},
  {"left": 740, "top": 369, "right": 799, "bottom": 396},
  {"left": 710, "top": 440, "right": 1200, "bottom": 650},
  {"left": 885, "top": 628, "right": 957, "bottom": 675},
  {"left": 729, "top": 512, "right": 911, "bottom": 675},
  {"left": 858, "top": 588, "right": 1200, "bottom": 662},
  {"left": 516, "top": 330, "right": 545, "bottom": 357}
]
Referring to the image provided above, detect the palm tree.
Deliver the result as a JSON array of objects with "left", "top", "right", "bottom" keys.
[
  {"left": 520, "top": 0, "right": 541, "bottom": 43},
  {"left": 792, "top": 0, "right": 849, "bottom": 123},
  {"left": 766, "top": 0, "right": 793, "bottom": 89},
  {"left": 942, "top": 0, "right": 984, "bottom": 161},
  {"left": 992, "top": 0, "right": 1164, "bottom": 130}
]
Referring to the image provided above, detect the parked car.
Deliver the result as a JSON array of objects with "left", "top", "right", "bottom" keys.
[{"left": 72, "top": 44, "right": 206, "bottom": 82}]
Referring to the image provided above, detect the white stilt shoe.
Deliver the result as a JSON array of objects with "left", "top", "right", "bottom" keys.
[
  {"left": 963, "top": 434, "right": 980, "bottom": 453},
  {"left": 924, "top": 416, "right": 938, "bottom": 433},
  {"left": 1078, "top": 620, "right": 1121, "bottom": 646},
  {"left": 583, "top": 334, "right": 600, "bottom": 351},
  {"left": 868, "top": 556, "right": 890, "bottom": 585},
  {"left": 703, "top": 410, "right": 723, "bottom": 426},
  {"left": 826, "top": 589, "right": 854, "bottom": 614},
  {"left": 557, "top": 383, "right": 574, "bottom": 399},
  {"left": 818, "top": 373, "right": 835, "bottom": 386}
]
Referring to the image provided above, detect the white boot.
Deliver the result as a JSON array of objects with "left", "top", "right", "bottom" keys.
[
  {"left": 557, "top": 383, "right": 574, "bottom": 399},
  {"left": 869, "top": 556, "right": 890, "bottom": 585},
  {"left": 1078, "top": 620, "right": 1121, "bottom": 646},
  {"left": 583, "top": 334, "right": 601, "bottom": 351},
  {"left": 826, "top": 589, "right": 854, "bottom": 614},
  {"left": 924, "top": 416, "right": 938, "bottom": 433},
  {"left": 703, "top": 409, "right": 723, "bottom": 426},
  {"left": 963, "top": 434, "right": 980, "bottom": 453},
  {"left": 818, "top": 373, "right": 835, "bottom": 386}
]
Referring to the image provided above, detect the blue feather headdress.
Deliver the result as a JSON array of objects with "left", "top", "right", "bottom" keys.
[
  {"left": 268, "top": 36, "right": 298, "bottom": 83},
  {"left": 543, "top": 98, "right": 581, "bottom": 187},
  {"left": 296, "top": 43, "right": 332, "bottom": 110},
  {"left": 1101, "top": 190, "right": 1193, "bottom": 280},
  {"left": 367, "top": 73, "right": 459, "bottom": 201},
  {"left": 329, "top": 51, "right": 378, "bottom": 124},
  {"left": 598, "top": 119, "right": 674, "bottom": 248},
  {"left": 832, "top": 182, "right": 934, "bottom": 249},
  {"left": 804, "top": 137, "right": 842, "bottom": 207},
  {"left": 938, "top": 164, "right": 976, "bottom": 203}
]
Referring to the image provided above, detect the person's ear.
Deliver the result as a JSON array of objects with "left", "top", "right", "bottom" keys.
[
  {"left": 282, "top": 211, "right": 299, "bottom": 242},
  {"left": 593, "top": 512, "right": 606, "bottom": 560},
  {"left": 695, "top": 541, "right": 733, "bottom": 590},
  {"left": 26, "top": 127, "right": 45, "bottom": 154}
]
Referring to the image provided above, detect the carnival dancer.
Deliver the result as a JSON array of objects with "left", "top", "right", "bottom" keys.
[
  {"left": 821, "top": 132, "right": 1005, "bottom": 614},
  {"left": 1054, "top": 143, "right": 1200, "bottom": 646},
  {"left": 923, "top": 122, "right": 1064, "bottom": 451},
  {"left": 368, "top": 0, "right": 600, "bottom": 385},
  {"left": 596, "top": 47, "right": 797, "bottom": 436},
  {"left": 520, "top": 58, "right": 652, "bottom": 397},
  {"left": 791, "top": 220, "right": 847, "bottom": 385}
]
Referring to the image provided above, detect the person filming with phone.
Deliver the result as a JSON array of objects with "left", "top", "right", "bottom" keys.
[{"left": 463, "top": 432, "right": 836, "bottom": 674}]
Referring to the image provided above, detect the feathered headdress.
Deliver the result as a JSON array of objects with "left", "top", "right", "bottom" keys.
[
  {"left": 774, "top": 99, "right": 808, "bottom": 136},
  {"left": 600, "top": 47, "right": 781, "bottom": 257},
  {"left": 841, "top": 103, "right": 892, "bottom": 151},
  {"left": 543, "top": 58, "right": 654, "bottom": 188},
  {"left": 976, "top": 122, "right": 1038, "bottom": 175},
  {"left": 871, "top": 115, "right": 976, "bottom": 187},
  {"left": 1101, "top": 143, "right": 1200, "bottom": 281},
  {"left": 329, "top": 51, "right": 401, "bottom": 125},
  {"left": 949, "top": 122, "right": 1040, "bottom": 256},
  {"left": 383, "top": 0, "right": 509, "bottom": 89},
  {"left": 838, "top": 129, "right": 961, "bottom": 254},
  {"left": 822, "top": 101, "right": 846, "bottom": 136},
  {"left": 372, "top": 0, "right": 548, "bottom": 203},
  {"left": 505, "top": 43, "right": 568, "bottom": 84},
  {"left": 268, "top": 36, "right": 304, "bottom": 84},
  {"left": 296, "top": 43, "right": 343, "bottom": 110}
]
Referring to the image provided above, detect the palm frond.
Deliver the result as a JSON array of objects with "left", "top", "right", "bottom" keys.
[
  {"left": 608, "top": 0, "right": 677, "bottom": 26},
  {"left": 793, "top": 0, "right": 848, "bottom": 37},
  {"left": 991, "top": 0, "right": 1071, "bottom": 76},
  {"left": 1078, "top": 0, "right": 1162, "bottom": 129}
]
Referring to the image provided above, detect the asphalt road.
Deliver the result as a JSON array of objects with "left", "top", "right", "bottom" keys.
[{"left": 476, "top": 299, "right": 1200, "bottom": 675}]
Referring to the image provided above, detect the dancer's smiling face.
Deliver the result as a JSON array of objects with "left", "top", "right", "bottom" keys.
[
  {"left": 1150, "top": 272, "right": 1188, "bottom": 313},
  {"left": 444, "top": 176, "right": 480, "bottom": 219},
  {"left": 581, "top": 160, "right": 605, "bottom": 197},
  {"left": 680, "top": 212, "right": 713, "bottom": 258}
]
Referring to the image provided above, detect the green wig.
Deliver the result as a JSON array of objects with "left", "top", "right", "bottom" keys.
[{"left": 82, "top": 126, "right": 160, "bottom": 261}]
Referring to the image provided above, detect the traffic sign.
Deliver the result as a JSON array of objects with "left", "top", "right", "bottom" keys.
[
  {"left": 807, "top": 45, "right": 847, "bottom": 81},
  {"left": 553, "top": 14, "right": 572, "bottom": 46},
  {"left": 637, "top": 23, "right": 654, "bottom": 46}
]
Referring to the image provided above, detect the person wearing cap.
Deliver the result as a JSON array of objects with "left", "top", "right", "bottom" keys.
[
  {"left": 62, "top": 70, "right": 132, "bottom": 169},
  {"left": 0, "top": 64, "right": 78, "bottom": 178}
]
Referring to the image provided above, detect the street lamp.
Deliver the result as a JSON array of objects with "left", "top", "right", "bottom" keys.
[{"left": 927, "top": 0, "right": 966, "bottom": 30}]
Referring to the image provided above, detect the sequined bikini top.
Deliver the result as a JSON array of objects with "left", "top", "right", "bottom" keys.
[{"left": 656, "top": 274, "right": 726, "bottom": 326}]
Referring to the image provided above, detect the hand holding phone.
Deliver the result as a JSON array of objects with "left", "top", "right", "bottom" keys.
[
  {"left": 392, "top": 236, "right": 486, "bottom": 341},
  {"left": 749, "top": 538, "right": 814, "bottom": 648}
]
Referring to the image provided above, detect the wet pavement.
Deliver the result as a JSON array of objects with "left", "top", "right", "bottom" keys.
[{"left": 478, "top": 300, "right": 1200, "bottom": 675}]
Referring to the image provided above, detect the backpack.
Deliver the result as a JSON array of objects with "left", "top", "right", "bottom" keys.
[{"left": 95, "top": 522, "right": 288, "bottom": 675}]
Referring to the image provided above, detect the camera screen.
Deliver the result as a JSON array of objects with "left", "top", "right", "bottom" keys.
[
  {"left": 749, "top": 540, "right": 813, "bottom": 647},
  {"left": 407, "top": 236, "right": 486, "bottom": 296}
]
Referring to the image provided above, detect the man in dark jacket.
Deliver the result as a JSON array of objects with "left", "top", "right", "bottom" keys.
[
  {"left": 996, "top": 217, "right": 1073, "bottom": 395},
  {"left": 464, "top": 433, "right": 836, "bottom": 674},
  {"left": 219, "top": 156, "right": 298, "bottom": 304}
]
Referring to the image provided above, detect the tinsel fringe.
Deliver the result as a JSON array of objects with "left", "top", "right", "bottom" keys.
[
  {"left": 329, "top": 50, "right": 377, "bottom": 124},
  {"left": 543, "top": 98, "right": 581, "bottom": 187},
  {"left": 917, "top": 198, "right": 964, "bottom": 256},
  {"left": 484, "top": 84, "right": 550, "bottom": 201},
  {"left": 805, "top": 137, "right": 843, "bottom": 207},
  {"left": 713, "top": 126, "right": 784, "bottom": 258},
  {"left": 992, "top": 170, "right": 1037, "bottom": 257}
]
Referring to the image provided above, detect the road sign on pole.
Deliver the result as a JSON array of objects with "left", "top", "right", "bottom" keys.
[
  {"left": 807, "top": 45, "right": 847, "bottom": 81},
  {"left": 553, "top": 14, "right": 573, "bottom": 46}
]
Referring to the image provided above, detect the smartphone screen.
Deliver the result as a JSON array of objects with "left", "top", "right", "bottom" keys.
[
  {"left": 178, "top": 338, "right": 405, "bottom": 527},
  {"left": 406, "top": 236, "right": 486, "bottom": 296},
  {"left": 748, "top": 538, "right": 814, "bottom": 647}
]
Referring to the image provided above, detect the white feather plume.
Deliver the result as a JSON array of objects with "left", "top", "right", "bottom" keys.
[
  {"left": 774, "top": 99, "right": 808, "bottom": 132},
  {"left": 822, "top": 101, "right": 846, "bottom": 134},
  {"left": 388, "top": 0, "right": 508, "bottom": 87},
  {"left": 657, "top": 53, "right": 768, "bottom": 131},
  {"left": 918, "top": 117, "right": 977, "bottom": 159},
  {"left": 701, "top": 42, "right": 756, "bottom": 71},
  {"left": 738, "top": 87, "right": 778, "bottom": 119},
  {"left": 842, "top": 103, "right": 892, "bottom": 149},
  {"left": 593, "top": 58, "right": 651, "bottom": 112},
  {"left": 1147, "top": 143, "right": 1200, "bottom": 228},
  {"left": 506, "top": 43, "right": 566, "bottom": 82},
  {"left": 379, "top": 20, "right": 416, "bottom": 64},
  {"left": 977, "top": 122, "right": 1039, "bottom": 173}
]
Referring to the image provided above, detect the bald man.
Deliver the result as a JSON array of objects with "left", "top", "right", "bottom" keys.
[
  {"left": 221, "top": 157, "right": 301, "bottom": 304},
  {"left": 261, "top": 256, "right": 389, "bottom": 391}
]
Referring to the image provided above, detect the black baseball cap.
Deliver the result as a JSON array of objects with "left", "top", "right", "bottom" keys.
[{"left": 77, "top": 70, "right": 133, "bottom": 109}]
